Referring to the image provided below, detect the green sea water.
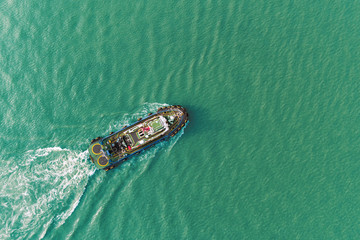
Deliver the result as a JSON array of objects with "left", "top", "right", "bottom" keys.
[{"left": 1, "top": 0, "right": 360, "bottom": 239}]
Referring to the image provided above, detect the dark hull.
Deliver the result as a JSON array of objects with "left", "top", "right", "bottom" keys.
[{"left": 88, "top": 105, "right": 188, "bottom": 171}]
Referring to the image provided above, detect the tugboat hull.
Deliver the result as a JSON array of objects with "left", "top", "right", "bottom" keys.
[{"left": 88, "top": 105, "right": 188, "bottom": 171}]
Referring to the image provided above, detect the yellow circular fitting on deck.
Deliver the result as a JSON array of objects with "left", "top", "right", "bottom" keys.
[
  {"left": 92, "top": 143, "right": 102, "bottom": 155},
  {"left": 97, "top": 156, "right": 109, "bottom": 167}
]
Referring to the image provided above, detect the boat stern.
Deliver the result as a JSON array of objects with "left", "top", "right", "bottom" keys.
[{"left": 88, "top": 140, "right": 110, "bottom": 169}]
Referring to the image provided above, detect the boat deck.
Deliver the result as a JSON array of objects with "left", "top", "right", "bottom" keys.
[{"left": 88, "top": 105, "right": 188, "bottom": 170}]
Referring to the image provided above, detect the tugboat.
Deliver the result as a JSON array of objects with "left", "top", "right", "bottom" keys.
[{"left": 88, "top": 105, "right": 188, "bottom": 171}]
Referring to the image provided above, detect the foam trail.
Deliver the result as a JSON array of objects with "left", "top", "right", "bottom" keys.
[
  {"left": 0, "top": 147, "right": 95, "bottom": 240},
  {"left": 0, "top": 103, "right": 186, "bottom": 239}
]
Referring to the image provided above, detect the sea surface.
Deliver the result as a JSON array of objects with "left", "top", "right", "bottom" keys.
[{"left": 1, "top": 0, "right": 360, "bottom": 239}]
